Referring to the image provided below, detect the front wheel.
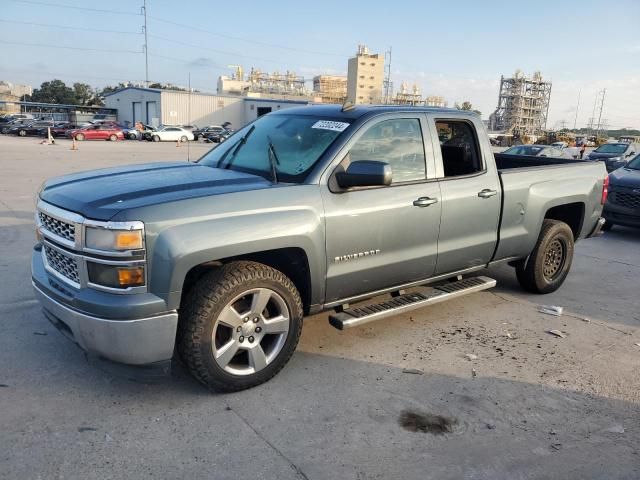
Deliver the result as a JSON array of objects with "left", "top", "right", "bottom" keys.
[
  {"left": 178, "top": 261, "right": 303, "bottom": 392},
  {"left": 516, "top": 219, "right": 575, "bottom": 294},
  {"left": 180, "top": 135, "right": 188, "bottom": 143},
  {"left": 75, "top": 133, "right": 85, "bottom": 141},
  {"left": 152, "top": 135, "right": 160, "bottom": 142},
  {"left": 19, "top": 129, "right": 27, "bottom": 136},
  {"left": 109, "top": 134, "right": 118, "bottom": 141}
]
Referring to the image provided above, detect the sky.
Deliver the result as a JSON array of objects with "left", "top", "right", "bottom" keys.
[{"left": 1, "top": 0, "right": 639, "bottom": 129}]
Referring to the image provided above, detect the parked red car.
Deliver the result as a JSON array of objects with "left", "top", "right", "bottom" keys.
[{"left": 68, "top": 124, "right": 124, "bottom": 141}]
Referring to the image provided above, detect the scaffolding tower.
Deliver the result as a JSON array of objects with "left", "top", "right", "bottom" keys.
[
  {"left": 246, "top": 68, "right": 308, "bottom": 96},
  {"left": 491, "top": 70, "right": 552, "bottom": 136}
]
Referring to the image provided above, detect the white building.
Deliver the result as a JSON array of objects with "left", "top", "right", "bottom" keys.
[{"left": 104, "top": 87, "right": 310, "bottom": 128}]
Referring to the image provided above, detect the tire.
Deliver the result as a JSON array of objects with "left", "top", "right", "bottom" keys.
[
  {"left": 516, "top": 219, "right": 575, "bottom": 294},
  {"left": 180, "top": 135, "right": 188, "bottom": 142},
  {"left": 128, "top": 133, "right": 137, "bottom": 140},
  {"left": 152, "top": 135, "right": 160, "bottom": 142},
  {"left": 75, "top": 133, "right": 85, "bottom": 141},
  {"left": 602, "top": 219, "right": 614, "bottom": 231},
  {"left": 109, "top": 134, "right": 118, "bottom": 142},
  {"left": 19, "top": 130, "right": 26, "bottom": 136},
  {"left": 178, "top": 261, "right": 303, "bottom": 392}
]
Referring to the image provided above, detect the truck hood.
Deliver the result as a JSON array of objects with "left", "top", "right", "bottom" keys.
[
  {"left": 588, "top": 152, "right": 623, "bottom": 160},
  {"left": 39, "top": 161, "right": 273, "bottom": 220},
  {"left": 609, "top": 167, "right": 640, "bottom": 188}
]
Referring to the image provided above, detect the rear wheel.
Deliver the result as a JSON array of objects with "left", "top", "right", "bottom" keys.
[
  {"left": 180, "top": 135, "right": 188, "bottom": 142},
  {"left": 109, "top": 134, "right": 118, "bottom": 141},
  {"left": 19, "top": 129, "right": 27, "bottom": 136},
  {"left": 178, "top": 261, "right": 303, "bottom": 392},
  {"left": 75, "top": 133, "right": 85, "bottom": 141},
  {"left": 152, "top": 135, "right": 160, "bottom": 142},
  {"left": 516, "top": 219, "right": 574, "bottom": 294}
]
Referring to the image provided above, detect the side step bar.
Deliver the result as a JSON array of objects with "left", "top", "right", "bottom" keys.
[{"left": 328, "top": 276, "right": 496, "bottom": 330}]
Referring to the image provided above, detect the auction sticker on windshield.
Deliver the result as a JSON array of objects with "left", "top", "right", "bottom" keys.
[{"left": 311, "top": 120, "right": 350, "bottom": 132}]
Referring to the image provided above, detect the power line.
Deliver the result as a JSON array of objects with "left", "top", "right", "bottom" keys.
[
  {"left": 6, "top": 0, "right": 140, "bottom": 16},
  {"left": 147, "top": 15, "right": 348, "bottom": 58},
  {"left": 0, "top": 39, "right": 141, "bottom": 54},
  {"left": 0, "top": 18, "right": 141, "bottom": 35}
]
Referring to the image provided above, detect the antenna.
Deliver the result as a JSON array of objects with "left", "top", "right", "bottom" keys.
[
  {"left": 142, "top": 0, "right": 149, "bottom": 87},
  {"left": 383, "top": 46, "right": 392, "bottom": 104}
]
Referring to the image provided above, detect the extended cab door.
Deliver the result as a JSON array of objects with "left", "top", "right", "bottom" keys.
[
  {"left": 427, "top": 116, "right": 501, "bottom": 274},
  {"left": 321, "top": 115, "right": 442, "bottom": 303}
]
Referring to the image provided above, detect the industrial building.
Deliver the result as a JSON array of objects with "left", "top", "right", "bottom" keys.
[
  {"left": 104, "top": 87, "right": 310, "bottom": 128},
  {"left": 346, "top": 45, "right": 384, "bottom": 105},
  {"left": 392, "top": 82, "right": 423, "bottom": 105},
  {"left": 0, "top": 81, "right": 33, "bottom": 113},
  {"left": 217, "top": 66, "right": 317, "bottom": 102},
  {"left": 313, "top": 75, "right": 348, "bottom": 104},
  {"left": 490, "top": 70, "right": 552, "bottom": 136}
]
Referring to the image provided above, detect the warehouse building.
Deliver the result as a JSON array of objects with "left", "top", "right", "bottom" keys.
[{"left": 104, "top": 87, "right": 310, "bottom": 128}]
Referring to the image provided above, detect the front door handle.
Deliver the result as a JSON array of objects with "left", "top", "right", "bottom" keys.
[
  {"left": 478, "top": 189, "right": 498, "bottom": 198},
  {"left": 413, "top": 197, "right": 438, "bottom": 207}
]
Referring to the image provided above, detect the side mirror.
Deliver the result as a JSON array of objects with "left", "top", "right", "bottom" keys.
[{"left": 335, "top": 160, "right": 392, "bottom": 188}]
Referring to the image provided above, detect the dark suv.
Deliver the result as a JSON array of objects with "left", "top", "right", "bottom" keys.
[
  {"left": 603, "top": 153, "right": 640, "bottom": 230},
  {"left": 588, "top": 143, "right": 638, "bottom": 172}
]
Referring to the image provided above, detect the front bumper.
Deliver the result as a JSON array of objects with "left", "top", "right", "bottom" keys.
[
  {"left": 32, "top": 247, "right": 178, "bottom": 365},
  {"left": 33, "top": 282, "right": 178, "bottom": 365}
]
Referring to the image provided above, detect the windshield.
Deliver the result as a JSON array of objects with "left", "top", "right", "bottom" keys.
[
  {"left": 504, "top": 145, "right": 543, "bottom": 155},
  {"left": 198, "top": 114, "right": 350, "bottom": 183},
  {"left": 626, "top": 154, "right": 640, "bottom": 170},
  {"left": 595, "top": 144, "right": 627, "bottom": 154}
]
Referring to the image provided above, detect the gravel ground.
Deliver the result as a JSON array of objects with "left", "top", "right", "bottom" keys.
[{"left": 0, "top": 135, "right": 638, "bottom": 479}]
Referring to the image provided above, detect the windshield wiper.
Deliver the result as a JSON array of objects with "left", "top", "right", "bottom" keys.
[
  {"left": 217, "top": 125, "right": 255, "bottom": 169},
  {"left": 266, "top": 134, "right": 280, "bottom": 184}
]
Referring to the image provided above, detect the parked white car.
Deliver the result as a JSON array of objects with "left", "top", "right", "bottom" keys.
[{"left": 150, "top": 126, "right": 194, "bottom": 142}]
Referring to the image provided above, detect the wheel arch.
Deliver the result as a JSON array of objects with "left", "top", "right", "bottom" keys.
[
  {"left": 544, "top": 202, "right": 585, "bottom": 240},
  {"left": 180, "top": 247, "right": 313, "bottom": 314}
]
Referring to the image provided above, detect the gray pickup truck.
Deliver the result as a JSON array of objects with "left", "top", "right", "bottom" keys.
[{"left": 32, "top": 105, "right": 607, "bottom": 391}]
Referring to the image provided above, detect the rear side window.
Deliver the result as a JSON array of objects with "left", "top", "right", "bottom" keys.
[
  {"left": 346, "top": 118, "right": 426, "bottom": 183},
  {"left": 436, "top": 120, "right": 483, "bottom": 177}
]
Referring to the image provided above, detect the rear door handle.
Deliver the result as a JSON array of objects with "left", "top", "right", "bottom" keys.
[
  {"left": 478, "top": 189, "right": 498, "bottom": 198},
  {"left": 413, "top": 197, "right": 438, "bottom": 207}
]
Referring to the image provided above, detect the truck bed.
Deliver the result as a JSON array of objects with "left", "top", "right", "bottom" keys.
[{"left": 494, "top": 153, "right": 587, "bottom": 170}]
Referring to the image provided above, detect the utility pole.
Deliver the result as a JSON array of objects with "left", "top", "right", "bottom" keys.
[
  {"left": 572, "top": 89, "right": 580, "bottom": 130},
  {"left": 595, "top": 88, "right": 606, "bottom": 139},
  {"left": 383, "top": 47, "right": 392, "bottom": 104},
  {"left": 187, "top": 72, "right": 191, "bottom": 162},
  {"left": 142, "top": 0, "right": 149, "bottom": 87}
]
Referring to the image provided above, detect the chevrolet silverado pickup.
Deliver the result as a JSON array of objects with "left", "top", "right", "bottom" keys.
[{"left": 32, "top": 105, "right": 608, "bottom": 391}]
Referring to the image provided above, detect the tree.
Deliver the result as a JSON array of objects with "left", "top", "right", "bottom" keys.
[
  {"left": 29, "top": 79, "right": 77, "bottom": 104},
  {"left": 73, "top": 82, "right": 94, "bottom": 105}
]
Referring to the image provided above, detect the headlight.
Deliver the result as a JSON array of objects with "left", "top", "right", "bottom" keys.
[
  {"left": 85, "top": 227, "right": 143, "bottom": 251},
  {"left": 87, "top": 263, "right": 145, "bottom": 288},
  {"left": 609, "top": 156, "right": 623, "bottom": 162}
]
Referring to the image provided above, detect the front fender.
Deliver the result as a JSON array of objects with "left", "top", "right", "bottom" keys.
[{"left": 140, "top": 187, "right": 326, "bottom": 310}]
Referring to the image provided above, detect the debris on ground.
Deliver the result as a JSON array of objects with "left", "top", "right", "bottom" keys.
[
  {"left": 464, "top": 353, "right": 478, "bottom": 361},
  {"left": 0, "top": 384, "right": 8, "bottom": 388},
  {"left": 539, "top": 305, "right": 564, "bottom": 316},
  {"left": 77, "top": 427, "right": 98, "bottom": 432},
  {"left": 634, "top": 343, "right": 640, "bottom": 348},
  {"left": 550, "top": 443, "right": 562, "bottom": 451},
  {"left": 33, "top": 331, "right": 47, "bottom": 336},
  {"left": 604, "top": 424, "right": 625, "bottom": 434},
  {"left": 547, "top": 329, "right": 566, "bottom": 338},
  {"left": 472, "top": 368, "right": 477, "bottom": 377},
  {"left": 402, "top": 368, "right": 424, "bottom": 375}
]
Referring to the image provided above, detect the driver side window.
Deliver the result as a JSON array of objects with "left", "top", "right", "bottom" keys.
[{"left": 347, "top": 118, "right": 426, "bottom": 183}]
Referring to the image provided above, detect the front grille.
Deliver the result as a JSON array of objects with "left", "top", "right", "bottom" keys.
[
  {"left": 44, "top": 245, "right": 80, "bottom": 284},
  {"left": 610, "top": 191, "right": 640, "bottom": 210},
  {"left": 39, "top": 212, "right": 75, "bottom": 243}
]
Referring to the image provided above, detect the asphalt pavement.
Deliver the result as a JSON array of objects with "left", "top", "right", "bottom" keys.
[{"left": 1, "top": 136, "right": 638, "bottom": 479}]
